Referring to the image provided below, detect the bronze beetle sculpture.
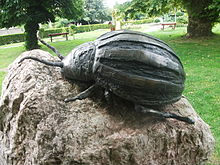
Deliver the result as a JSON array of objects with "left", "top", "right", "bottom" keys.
[{"left": 20, "top": 30, "right": 194, "bottom": 124}]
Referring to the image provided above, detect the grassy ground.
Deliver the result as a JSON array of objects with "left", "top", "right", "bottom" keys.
[{"left": 0, "top": 26, "right": 219, "bottom": 164}]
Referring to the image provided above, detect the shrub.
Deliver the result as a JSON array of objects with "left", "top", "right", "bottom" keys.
[
  {"left": 40, "top": 28, "right": 63, "bottom": 38},
  {"left": 154, "top": 18, "right": 161, "bottom": 23},
  {"left": 122, "top": 18, "right": 154, "bottom": 26},
  {"left": 0, "top": 33, "right": 25, "bottom": 45},
  {"left": 70, "top": 24, "right": 109, "bottom": 33},
  {"left": 54, "top": 18, "right": 71, "bottom": 28},
  {"left": 176, "top": 11, "right": 184, "bottom": 17},
  {"left": 176, "top": 16, "right": 188, "bottom": 24}
]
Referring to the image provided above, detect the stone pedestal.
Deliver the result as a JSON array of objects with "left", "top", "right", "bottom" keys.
[{"left": 0, "top": 50, "right": 215, "bottom": 165}]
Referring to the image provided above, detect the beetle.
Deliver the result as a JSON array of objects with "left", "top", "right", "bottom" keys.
[{"left": 20, "top": 30, "right": 194, "bottom": 124}]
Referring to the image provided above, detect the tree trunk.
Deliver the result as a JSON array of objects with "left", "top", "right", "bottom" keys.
[
  {"left": 24, "top": 21, "right": 40, "bottom": 50},
  {"left": 187, "top": 16, "right": 213, "bottom": 37},
  {"left": 182, "top": 0, "right": 214, "bottom": 37}
]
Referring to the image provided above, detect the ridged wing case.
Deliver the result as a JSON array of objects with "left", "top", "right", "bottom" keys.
[{"left": 93, "top": 30, "right": 185, "bottom": 105}]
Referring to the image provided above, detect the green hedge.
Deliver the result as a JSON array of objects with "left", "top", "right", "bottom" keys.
[
  {"left": 0, "top": 24, "right": 110, "bottom": 45},
  {"left": 40, "top": 24, "right": 109, "bottom": 37},
  {"left": 70, "top": 24, "right": 110, "bottom": 33},
  {"left": 39, "top": 28, "right": 63, "bottom": 38},
  {"left": 0, "top": 33, "right": 25, "bottom": 45},
  {"left": 122, "top": 18, "right": 154, "bottom": 26}
]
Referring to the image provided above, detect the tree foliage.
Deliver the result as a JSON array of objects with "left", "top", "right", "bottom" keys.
[
  {"left": 0, "top": 0, "right": 83, "bottom": 50},
  {"left": 114, "top": 2, "right": 138, "bottom": 21},
  {"left": 83, "top": 0, "right": 111, "bottom": 24},
  {"left": 210, "top": 0, "right": 220, "bottom": 15},
  {"left": 127, "top": 0, "right": 181, "bottom": 18},
  {"left": 181, "top": 0, "right": 219, "bottom": 37}
]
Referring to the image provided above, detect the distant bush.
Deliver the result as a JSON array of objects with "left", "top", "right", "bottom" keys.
[
  {"left": 0, "top": 33, "right": 25, "bottom": 45},
  {"left": 122, "top": 18, "right": 154, "bottom": 26},
  {"left": 39, "top": 28, "right": 65, "bottom": 38},
  {"left": 54, "top": 18, "right": 71, "bottom": 28},
  {"left": 176, "top": 16, "right": 188, "bottom": 24},
  {"left": 154, "top": 18, "right": 161, "bottom": 23},
  {"left": 176, "top": 11, "right": 184, "bottom": 17},
  {"left": 71, "top": 24, "right": 109, "bottom": 33},
  {"left": 40, "top": 24, "right": 109, "bottom": 37}
]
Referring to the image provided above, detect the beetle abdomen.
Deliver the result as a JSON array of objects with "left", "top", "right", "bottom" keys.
[{"left": 93, "top": 30, "right": 185, "bottom": 105}]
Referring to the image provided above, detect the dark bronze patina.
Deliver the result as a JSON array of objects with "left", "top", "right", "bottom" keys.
[{"left": 20, "top": 30, "right": 194, "bottom": 124}]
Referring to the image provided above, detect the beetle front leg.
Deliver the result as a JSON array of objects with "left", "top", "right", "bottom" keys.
[
  {"left": 135, "top": 105, "right": 195, "bottom": 124},
  {"left": 64, "top": 84, "right": 98, "bottom": 102},
  {"left": 104, "top": 90, "right": 113, "bottom": 104}
]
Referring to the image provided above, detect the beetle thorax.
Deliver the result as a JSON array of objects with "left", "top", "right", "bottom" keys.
[{"left": 61, "top": 41, "right": 96, "bottom": 82}]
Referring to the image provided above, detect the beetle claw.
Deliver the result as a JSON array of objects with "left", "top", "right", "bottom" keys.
[
  {"left": 135, "top": 105, "right": 195, "bottom": 124},
  {"left": 64, "top": 98, "right": 77, "bottom": 102}
]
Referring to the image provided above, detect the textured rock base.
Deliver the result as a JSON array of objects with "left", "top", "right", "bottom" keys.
[{"left": 0, "top": 50, "right": 215, "bottom": 165}]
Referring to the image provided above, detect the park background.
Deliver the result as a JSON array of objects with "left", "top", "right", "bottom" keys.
[{"left": 0, "top": 0, "right": 220, "bottom": 164}]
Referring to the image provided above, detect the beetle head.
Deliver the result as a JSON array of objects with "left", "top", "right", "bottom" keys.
[
  {"left": 19, "top": 41, "right": 96, "bottom": 83},
  {"left": 61, "top": 41, "right": 96, "bottom": 83}
]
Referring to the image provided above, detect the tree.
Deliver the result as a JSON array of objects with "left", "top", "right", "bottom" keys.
[
  {"left": 83, "top": 0, "right": 111, "bottom": 24},
  {"left": 114, "top": 2, "right": 136, "bottom": 21},
  {"left": 182, "top": 0, "right": 220, "bottom": 37},
  {"left": 0, "top": 0, "right": 83, "bottom": 50},
  {"left": 128, "top": 0, "right": 181, "bottom": 18},
  {"left": 127, "top": 0, "right": 220, "bottom": 37}
]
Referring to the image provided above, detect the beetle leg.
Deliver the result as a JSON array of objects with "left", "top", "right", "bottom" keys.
[
  {"left": 135, "top": 105, "right": 195, "bottom": 124},
  {"left": 104, "top": 90, "right": 113, "bottom": 103},
  {"left": 64, "top": 84, "right": 98, "bottom": 102}
]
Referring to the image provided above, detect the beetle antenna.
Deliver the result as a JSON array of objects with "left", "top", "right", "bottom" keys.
[
  {"left": 37, "top": 31, "right": 64, "bottom": 60},
  {"left": 19, "top": 56, "right": 63, "bottom": 68}
]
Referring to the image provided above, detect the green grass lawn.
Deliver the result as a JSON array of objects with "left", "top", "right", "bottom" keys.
[{"left": 0, "top": 27, "right": 219, "bottom": 164}]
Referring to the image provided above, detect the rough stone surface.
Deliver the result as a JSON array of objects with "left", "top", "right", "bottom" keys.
[{"left": 0, "top": 50, "right": 215, "bottom": 165}]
